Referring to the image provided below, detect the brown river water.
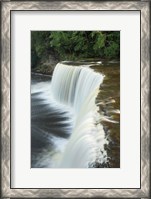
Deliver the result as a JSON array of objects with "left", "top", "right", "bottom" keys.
[{"left": 91, "top": 60, "right": 120, "bottom": 168}]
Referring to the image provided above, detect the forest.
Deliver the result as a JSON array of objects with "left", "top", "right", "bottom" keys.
[{"left": 31, "top": 31, "right": 120, "bottom": 73}]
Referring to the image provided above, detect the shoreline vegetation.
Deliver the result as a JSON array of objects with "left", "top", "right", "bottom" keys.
[{"left": 31, "top": 31, "right": 120, "bottom": 75}]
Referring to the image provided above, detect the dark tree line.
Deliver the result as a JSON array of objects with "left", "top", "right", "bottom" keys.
[{"left": 31, "top": 31, "right": 120, "bottom": 68}]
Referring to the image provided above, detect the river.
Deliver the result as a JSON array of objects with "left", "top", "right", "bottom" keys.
[{"left": 31, "top": 60, "right": 120, "bottom": 168}]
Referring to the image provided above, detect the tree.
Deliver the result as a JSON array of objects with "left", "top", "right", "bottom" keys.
[{"left": 31, "top": 31, "right": 120, "bottom": 68}]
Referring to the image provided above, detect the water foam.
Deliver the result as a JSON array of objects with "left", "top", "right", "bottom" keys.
[{"left": 50, "top": 63, "right": 108, "bottom": 168}]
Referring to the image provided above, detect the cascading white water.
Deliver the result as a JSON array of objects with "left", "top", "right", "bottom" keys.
[{"left": 50, "top": 63, "right": 108, "bottom": 168}]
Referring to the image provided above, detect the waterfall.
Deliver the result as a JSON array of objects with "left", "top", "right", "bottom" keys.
[
  {"left": 50, "top": 63, "right": 108, "bottom": 168},
  {"left": 32, "top": 63, "right": 108, "bottom": 168}
]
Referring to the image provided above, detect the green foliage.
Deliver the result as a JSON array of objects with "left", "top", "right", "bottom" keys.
[
  {"left": 104, "top": 32, "right": 120, "bottom": 58},
  {"left": 31, "top": 31, "right": 120, "bottom": 68},
  {"left": 93, "top": 32, "right": 106, "bottom": 51},
  {"left": 31, "top": 31, "right": 52, "bottom": 68},
  {"left": 50, "top": 32, "right": 89, "bottom": 60},
  {"left": 104, "top": 42, "right": 119, "bottom": 58}
]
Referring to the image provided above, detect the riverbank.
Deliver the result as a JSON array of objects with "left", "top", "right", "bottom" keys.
[{"left": 31, "top": 61, "right": 57, "bottom": 75}]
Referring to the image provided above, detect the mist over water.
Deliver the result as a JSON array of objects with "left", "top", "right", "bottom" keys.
[{"left": 31, "top": 63, "right": 108, "bottom": 168}]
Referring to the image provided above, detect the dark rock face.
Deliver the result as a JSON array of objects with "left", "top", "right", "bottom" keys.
[
  {"left": 32, "top": 53, "right": 59, "bottom": 75},
  {"left": 88, "top": 161, "right": 111, "bottom": 168}
]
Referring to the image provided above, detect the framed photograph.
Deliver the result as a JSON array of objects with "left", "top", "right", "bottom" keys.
[{"left": 1, "top": 0, "right": 150, "bottom": 198}]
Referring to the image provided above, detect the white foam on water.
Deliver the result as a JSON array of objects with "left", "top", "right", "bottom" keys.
[
  {"left": 50, "top": 63, "right": 108, "bottom": 168},
  {"left": 32, "top": 63, "right": 108, "bottom": 168}
]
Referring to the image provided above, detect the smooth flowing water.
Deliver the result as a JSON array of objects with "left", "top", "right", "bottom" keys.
[{"left": 31, "top": 61, "right": 120, "bottom": 168}]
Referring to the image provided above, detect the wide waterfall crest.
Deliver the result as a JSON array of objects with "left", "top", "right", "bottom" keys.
[{"left": 50, "top": 63, "right": 108, "bottom": 168}]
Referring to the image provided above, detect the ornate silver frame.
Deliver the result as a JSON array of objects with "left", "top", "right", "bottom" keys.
[{"left": 1, "top": 1, "right": 150, "bottom": 198}]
